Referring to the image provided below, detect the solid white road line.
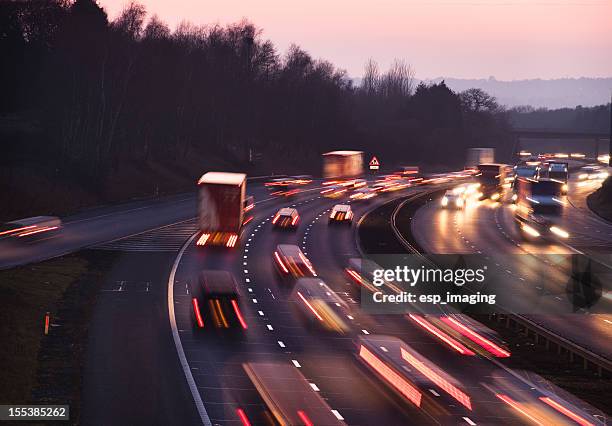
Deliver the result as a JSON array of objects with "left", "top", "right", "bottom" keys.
[{"left": 167, "top": 232, "right": 211, "bottom": 426}]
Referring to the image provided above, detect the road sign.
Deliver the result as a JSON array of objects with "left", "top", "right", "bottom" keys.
[{"left": 369, "top": 156, "right": 380, "bottom": 170}]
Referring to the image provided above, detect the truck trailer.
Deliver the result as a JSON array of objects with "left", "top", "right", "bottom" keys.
[
  {"left": 322, "top": 151, "right": 363, "bottom": 180},
  {"left": 196, "top": 172, "right": 252, "bottom": 248},
  {"left": 466, "top": 148, "right": 495, "bottom": 168}
]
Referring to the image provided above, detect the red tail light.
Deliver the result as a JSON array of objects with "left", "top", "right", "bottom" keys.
[
  {"left": 539, "top": 397, "right": 594, "bottom": 426},
  {"left": 196, "top": 233, "right": 210, "bottom": 246},
  {"left": 297, "top": 410, "right": 314, "bottom": 426},
  {"left": 231, "top": 300, "right": 248, "bottom": 330},
  {"left": 226, "top": 234, "right": 238, "bottom": 248},
  {"left": 18, "top": 226, "right": 59, "bottom": 237},
  {"left": 359, "top": 345, "right": 422, "bottom": 407},
  {"left": 236, "top": 408, "right": 251, "bottom": 426},
  {"left": 408, "top": 314, "right": 475, "bottom": 356},
  {"left": 297, "top": 291, "right": 323, "bottom": 321},
  {"left": 0, "top": 225, "right": 35, "bottom": 237},
  {"left": 192, "top": 298, "right": 204, "bottom": 328},
  {"left": 272, "top": 214, "right": 280, "bottom": 224},
  {"left": 401, "top": 348, "right": 472, "bottom": 410},
  {"left": 274, "top": 251, "right": 289, "bottom": 273},
  {"left": 440, "top": 316, "right": 510, "bottom": 358},
  {"left": 496, "top": 394, "right": 544, "bottom": 425},
  {"left": 291, "top": 215, "right": 299, "bottom": 225}
]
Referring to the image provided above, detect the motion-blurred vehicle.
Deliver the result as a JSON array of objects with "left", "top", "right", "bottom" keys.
[
  {"left": 440, "top": 189, "right": 465, "bottom": 209},
  {"left": 345, "top": 258, "right": 402, "bottom": 295},
  {"left": 265, "top": 176, "right": 312, "bottom": 197},
  {"left": 513, "top": 162, "right": 538, "bottom": 180},
  {"left": 322, "top": 150, "right": 364, "bottom": 180},
  {"left": 398, "top": 165, "right": 421, "bottom": 179},
  {"left": 329, "top": 204, "right": 353, "bottom": 224},
  {"left": 466, "top": 147, "right": 495, "bottom": 168},
  {"left": 291, "top": 277, "right": 350, "bottom": 333},
  {"left": 274, "top": 244, "right": 317, "bottom": 279},
  {"left": 196, "top": 172, "right": 253, "bottom": 248},
  {"left": 537, "top": 161, "right": 568, "bottom": 194},
  {"left": 0, "top": 216, "right": 62, "bottom": 241},
  {"left": 370, "top": 181, "right": 389, "bottom": 193},
  {"left": 191, "top": 270, "right": 247, "bottom": 331},
  {"left": 578, "top": 165, "right": 608, "bottom": 180},
  {"left": 272, "top": 207, "right": 300, "bottom": 230},
  {"left": 243, "top": 362, "right": 346, "bottom": 426},
  {"left": 357, "top": 335, "right": 472, "bottom": 415},
  {"left": 350, "top": 187, "right": 377, "bottom": 200},
  {"left": 513, "top": 177, "right": 569, "bottom": 240},
  {"left": 265, "top": 177, "right": 299, "bottom": 197},
  {"left": 476, "top": 163, "right": 509, "bottom": 201},
  {"left": 321, "top": 184, "right": 347, "bottom": 198}
]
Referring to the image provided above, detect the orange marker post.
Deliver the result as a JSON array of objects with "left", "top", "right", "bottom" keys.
[{"left": 44, "top": 312, "right": 50, "bottom": 335}]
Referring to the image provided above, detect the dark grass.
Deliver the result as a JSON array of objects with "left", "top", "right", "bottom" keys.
[{"left": 0, "top": 251, "right": 116, "bottom": 425}]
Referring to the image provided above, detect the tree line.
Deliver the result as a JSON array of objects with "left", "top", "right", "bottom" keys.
[{"left": 1, "top": 0, "right": 512, "bottom": 189}]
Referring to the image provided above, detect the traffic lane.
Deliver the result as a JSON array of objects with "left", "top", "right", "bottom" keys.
[
  {"left": 244, "top": 201, "right": 439, "bottom": 425},
  {"left": 412, "top": 194, "right": 612, "bottom": 360},
  {"left": 354, "top": 195, "right": 598, "bottom": 424},
  {"left": 413, "top": 198, "right": 580, "bottom": 308},
  {"left": 171, "top": 191, "right": 369, "bottom": 424},
  {"left": 170, "top": 191, "right": 320, "bottom": 424},
  {"left": 303, "top": 196, "right": 543, "bottom": 425},
  {"left": 0, "top": 183, "right": 276, "bottom": 270},
  {"left": 81, "top": 251, "right": 201, "bottom": 426}
]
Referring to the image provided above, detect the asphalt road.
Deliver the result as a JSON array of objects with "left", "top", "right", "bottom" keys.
[
  {"left": 410, "top": 175, "right": 612, "bottom": 361},
  {"left": 165, "top": 184, "right": 604, "bottom": 425},
  {"left": 0, "top": 183, "right": 281, "bottom": 269},
  {"left": 6, "top": 175, "right": 606, "bottom": 425}
]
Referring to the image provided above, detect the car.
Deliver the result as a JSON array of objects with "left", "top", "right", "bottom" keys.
[
  {"left": 272, "top": 207, "right": 300, "bottom": 229},
  {"left": 440, "top": 189, "right": 465, "bottom": 209},
  {"left": 291, "top": 278, "right": 350, "bottom": 333},
  {"left": 191, "top": 270, "right": 247, "bottom": 331},
  {"left": 329, "top": 204, "right": 353, "bottom": 224},
  {"left": 0, "top": 216, "right": 62, "bottom": 241},
  {"left": 346, "top": 178, "right": 367, "bottom": 190},
  {"left": 274, "top": 244, "right": 317, "bottom": 279},
  {"left": 350, "top": 187, "right": 377, "bottom": 201},
  {"left": 320, "top": 185, "right": 347, "bottom": 198},
  {"left": 578, "top": 165, "right": 608, "bottom": 180}
]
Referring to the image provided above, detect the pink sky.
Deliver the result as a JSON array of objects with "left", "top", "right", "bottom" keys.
[{"left": 98, "top": 0, "right": 612, "bottom": 80}]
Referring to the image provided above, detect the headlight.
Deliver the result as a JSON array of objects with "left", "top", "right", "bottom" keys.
[
  {"left": 550, "top": 226, "right": 569, "bottom": 238},
  {"left": 511, "top": 193, "right": 518, "bottom": 201},
  {"left": 441, "top": 196, "right": 448, "bottom": 207},
  {"left": 522, "top": 224, "right": 540, "bottom": 237},
  {"left": 491, "top": 193, "right": 500, "bottom": 201},
  {"left": 562, "top": 184, "right": 568, "bottom": 192},
  {"left": 578, "top": 173, "right": 588, "bottom": 180},
  {"left": 456, "top": 198, "right": 464, "bottom": 207}
]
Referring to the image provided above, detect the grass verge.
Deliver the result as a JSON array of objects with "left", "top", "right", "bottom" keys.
[{"left": 0, "top": 251, "right": 116, "bottom": 424}]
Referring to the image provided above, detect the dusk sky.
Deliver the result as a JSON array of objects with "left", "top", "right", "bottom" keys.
[{"left": 99, "top": 0, "right": 612, "bottom": 80}]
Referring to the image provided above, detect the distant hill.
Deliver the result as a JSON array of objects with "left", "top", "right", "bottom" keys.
[
  {"left": 350, "top": 76, "right": 612, "bottom": 109},
  {"left": 421, "top": 77, "right": 612, "bottom": 109}
]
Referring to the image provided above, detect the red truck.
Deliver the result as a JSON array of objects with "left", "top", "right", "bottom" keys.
[{"left": 196, "top": 172, "right": 253, "bottom": 248}]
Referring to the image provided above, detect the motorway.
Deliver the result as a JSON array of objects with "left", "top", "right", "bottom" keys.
[
  {"left": 411, "top": 173, "right": 612, "bottom": 361},
  {"left": 2, "top": 176, "right": 609, "bottom": 425},
  {"left": 166, "top": 181, "right": 606, "bottom": 424}
]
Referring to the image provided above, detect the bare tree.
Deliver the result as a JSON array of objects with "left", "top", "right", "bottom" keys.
[
  {"left": 361, "top": 59, "right": 380, "bottom": 95},
  {"left": 380, "top": 59, "right": 414, "bottom": 99}
]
